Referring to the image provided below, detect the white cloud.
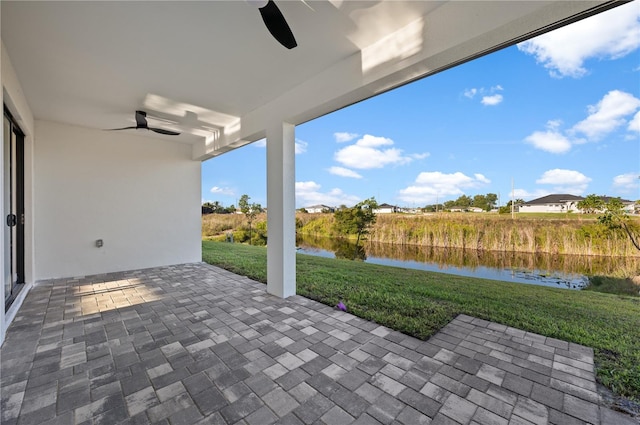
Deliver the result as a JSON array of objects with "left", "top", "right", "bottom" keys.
[
  {"left": 628, "top": 111, "right": 640, "bottom": 133},
  {"left": 535, "top": 169, "right": 592, "bottom": 194},
  {"left": 253, "top": 139, "right": 266, "bottom": 148},
  {"left": 411, "top": 153, "right": 430, "bottom": 160},
  {"left": 474, "top": 173, "right": 490, "bottom": 184},
  {"left": 613, "top": 172, "right": 640, "bottom": 193},
  {"left": 525, "top": 91, "right": 640, "bottom": 153},
  {"left": 572, "top": 90, "right": 640, "bottom": 140},
  {"left": 334, "top": 132, "right": 359, "bottom": 143},
  {"left": 334, "top": 134, "right": 425, "bottom": 169},
  {"left": 210, "top": 186, "right": 236, "bottom": 196},
  {"left": 524, "top": 120, "right": 572, "bottom": 154},
  {"left": 398, "top": 171, "right": 491, "bottom": 204},
  {"left": 328, "top": 166, "right": 363, "bottom": 179},
  {"left": 295, "top": 139, "right": 308, "bottom": 154},
  {"left": 464, "top": 86, "right": 504, "bottom": 104},
  {"left": 295, "top": 181, "right": 360, "bottom": 207},
  {"left": 512, "top": 188, "right": 550, "bottom": 200},
  {"left": 517, "top": 2, "right": 640, "bottom": 78},
  {"left": 481, "top": 94, "right": 503, "bottom": 106},
  {"left": 464, "top": 88, "right": 478, "bottom": 98}
]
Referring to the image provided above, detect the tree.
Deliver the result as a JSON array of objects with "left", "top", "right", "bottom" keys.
[
  {"left": 455, "top": 195, "right": 472, "bottom": 208},
  {"left": 238, "top": 194, "right": 263, "bottom": 245},
  {"left": 472, "top": 194, "right": 487, "bottom": 210},
  {"left": 599, "top": 198, "right": 640, "bottom": 251},
  {"left": 333, "top": 197, "right": 378, "bottom": 250},
  {"left": 485, "top": 193, "right": 498, "bottom": 211},
  {"left": 499, "top": 199, "right": 524, "bottom": 214},
  {"left": 577, "top": 194, "right": 604, "bottom": 214}
]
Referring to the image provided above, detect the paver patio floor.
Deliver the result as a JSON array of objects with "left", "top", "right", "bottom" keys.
[{"left": 1, "top": 262, "right": 636, "bottom": 425}]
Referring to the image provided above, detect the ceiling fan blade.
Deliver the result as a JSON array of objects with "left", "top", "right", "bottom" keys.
[
  {"left": 149, "top": 127, "right": 181, "bottom": 136},
  {"left": 135, "top": 110, "right": 148, "bottom": 128},
  {"left": 259, "top": 1, "right": 297, "bottom": 49},
  {"left": 104, "top": 126, "right": 138, "bottom": 131}
]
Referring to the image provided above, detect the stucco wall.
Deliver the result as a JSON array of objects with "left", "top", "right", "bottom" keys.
[{"left": 34, "top": 121, "right": 201, "bottom": 279}]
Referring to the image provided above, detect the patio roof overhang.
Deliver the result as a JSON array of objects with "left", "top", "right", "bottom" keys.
[{"left": 1, "top": 1, "right": 624, "bottom": 159}]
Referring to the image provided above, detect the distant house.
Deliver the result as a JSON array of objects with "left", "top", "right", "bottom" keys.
[
  {"left": 519, "top": 194, "right": 584, "bottom": 213},
  {"left": 305, "top": 204, "right": 334, "bottom": 213},
  {"left": 520, "top": 194, "right": 635, "bottom": 213},
  {"left": 399, "top": 207, "right": 422, "bottom": 214},
  {"left": 468, "top": 207, "right": 485, "bottom": 213},
  {"left": 599, "top": 196, "right": 635, "bottom": 214},
  {"left": 374, "top": 203, "right": 399, "bottom": 214},
  {"left": 447, "top": 206, "right": 466, "bottom": 212}
]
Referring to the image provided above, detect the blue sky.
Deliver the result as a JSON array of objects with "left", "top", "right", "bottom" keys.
[{"left": 202, "top": 2, "right": 640, "bottom": 209}]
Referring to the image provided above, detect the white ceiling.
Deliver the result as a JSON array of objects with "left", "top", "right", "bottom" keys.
[{"left": 1, "top": 1, "right": 621, "bottom": 156}]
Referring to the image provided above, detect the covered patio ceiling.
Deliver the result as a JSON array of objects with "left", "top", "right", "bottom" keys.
[{"left": 1, "top": 1, "right": 623, "bottom": 160}]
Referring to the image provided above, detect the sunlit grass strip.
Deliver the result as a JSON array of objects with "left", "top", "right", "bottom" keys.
[{"left": 202, "top": 240, "right": 640, "bottom": 401}]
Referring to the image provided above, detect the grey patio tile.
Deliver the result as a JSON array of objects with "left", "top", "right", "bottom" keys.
[
  {"left": 320, "top": 405, "right": 355, "bottom": 425},
  {"left": 57, "top": 386, "right": 91, "bottom": 414},
  {"left": 366, "top": 393, "right": 406, "bottom": 425},
  {"left": 156, "top": 381, "right": 187, "bottom": 402},
  {"left": 549, "top": 378, "right": 600, "bottom": 403},
  {"left": 246, "top": 405, "right": 278, "bottom": 425},
  {"left": 440, "top": 393, "right": 478, "bottom": 424},
  {"left": 146, "top": 392, "right": 194, "bottom": 423},
  {"left": 547, "top": 408, "right": 587, "bottom": 425},
  {"left": 222, "top": 382, "right": 251, "bottom": 403},
  {"left": 502, "top": 373, "right": 534, "bottom": 397},
  {"left": 371, "top": 372, "right": 407, "bottom": 396},
  {"left": 512, "top": 397, "right": 549, "bottom": 425},
  {"left": 562, "top": 393, "right": 600, "bottom": 424},
  {"left": 262, "top": 387, "right": 300, "bottom": 417},
  {"left": 3, "top": 264, "right": 636, "bottom": 425},
  {"left": 16, "top": 404, "right": 58, "bottom": 425},
  {"left": 472, "top": 407, "right": 509, "bottom": 425},
  {"left": 330, "top": 386, "right": 370, "bottom": 417},
  {"left": 398, "top": 387, "right": 441, "bottom": 418},
  {"left": 289, "top": 381, "right": 318, "bottom": 404},
  {"left": 429, "top": 372, "right": 471, "bottom": 398},
  {"left": 125, "top": 385, "right": 159, "bottom": 417},
  {"left": 292, "top": 393, "right": 334, "bottom": 424},
  {"left": 600, "top": 407, "right": 638, "bottom": 425},
  {"left": 192, "top": 387, "right": 227, "bottom": 415}
]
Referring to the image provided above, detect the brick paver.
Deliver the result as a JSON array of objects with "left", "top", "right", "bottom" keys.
[{"left": 0, "top": 262, "right": 636, "bottom": 424}]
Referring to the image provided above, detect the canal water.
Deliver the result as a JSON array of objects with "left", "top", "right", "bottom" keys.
[{"left": 296, "top": 235, "right": 637, "bottom": 290}]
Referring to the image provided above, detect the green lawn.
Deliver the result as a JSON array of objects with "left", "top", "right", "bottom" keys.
[{"left": 202, "top": 240, "right": 640, "bottom": 401}]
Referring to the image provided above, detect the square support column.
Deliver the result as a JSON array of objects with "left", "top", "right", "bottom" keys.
[{"left": 266, "top": 122, "right": 296, "bottom": 298}]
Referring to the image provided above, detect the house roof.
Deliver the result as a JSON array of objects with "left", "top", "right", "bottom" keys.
[
  {"left": 305, "top": 204, "right": 332, "bottom": 209},
  {"left": 1, "top": 1, "right": 621, "bottom": 160},
  {"left": 599, "top": 196, "right": 634, "bottom": 204},
  {"left": 377, "top": 203, "right": 397, "bottom": 209},
  {"left": 523, "top": 194, "right": 584, "bottom": 205}
]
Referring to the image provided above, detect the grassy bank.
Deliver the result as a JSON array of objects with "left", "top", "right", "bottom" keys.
[{"left": 202, "top": 240, "right": 640, "bottom": 402}]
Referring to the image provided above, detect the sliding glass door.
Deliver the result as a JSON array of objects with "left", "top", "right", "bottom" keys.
[{"left": 4, "top": 107, "right": 25, "bottom": 310}]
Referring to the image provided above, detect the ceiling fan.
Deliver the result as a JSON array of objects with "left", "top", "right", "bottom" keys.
[
  {"left": 250, "top": 0, "right": 297, "bottom": 49},
  {"left": 106, "top": 110, "right": 181, "bottom": 136}
]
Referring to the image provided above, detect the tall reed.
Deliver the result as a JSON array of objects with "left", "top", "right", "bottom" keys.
[
  {"left": 296, "top": 213, "right": 639, "bottom": 257},
  {"left": 202, "top": 212, "right": 639, "bottom": 257}
]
